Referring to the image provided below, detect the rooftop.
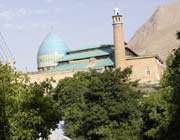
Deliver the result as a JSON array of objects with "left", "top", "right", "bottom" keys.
[
  {"left": 49, "top": 58, "right": 114, "bottom": 73},
  {"left": 59, "top": 49, "right": 110, "bottom": 62}
]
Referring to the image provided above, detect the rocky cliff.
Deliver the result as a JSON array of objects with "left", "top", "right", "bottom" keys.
[{"left": 128, "top": 2, "right": 180, "bottom": 63}]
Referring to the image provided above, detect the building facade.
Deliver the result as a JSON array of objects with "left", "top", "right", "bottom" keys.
[{"left": 28, "top": 9, "right": 164, "bottom": 84}]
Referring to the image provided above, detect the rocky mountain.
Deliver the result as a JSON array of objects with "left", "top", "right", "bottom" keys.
[{"left": 128, "top": 2, "right": 180, "bottom": 63}]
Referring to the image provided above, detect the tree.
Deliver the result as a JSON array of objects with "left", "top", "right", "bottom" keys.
[
  {"left": 140, "top": 87, "right": 173, "bottom": 140},
  {"left": 55, "top": 68, "right": 143, "bottom": 140},
  {"left": 138, "top": 31, "right": 180, "bottom": 140},
  {"left": 54, "top": 72, "right": 89, "bottom": 140},
  {"left": 158, "top": 32, "right": 180, "bottom": 140},
  {"left": 0, "top": 64, "right": 60, "bottom": 139}
]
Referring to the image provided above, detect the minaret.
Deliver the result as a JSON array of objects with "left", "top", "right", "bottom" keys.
[{"left": 112, "top": 8, "right": 126, "bottom": 69}]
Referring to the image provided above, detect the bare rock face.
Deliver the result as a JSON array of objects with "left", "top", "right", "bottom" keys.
[{"left": 128, "top": 2, "right": 180, "bottom": 63}]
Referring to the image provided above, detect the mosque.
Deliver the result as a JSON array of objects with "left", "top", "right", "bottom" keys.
[{"left": 28, "top": 9, "right": 164, "bottom": 84}]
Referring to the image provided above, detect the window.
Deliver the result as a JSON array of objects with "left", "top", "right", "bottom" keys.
[{"left": 145, "top": 67, "right": 150, "bottom": 76}]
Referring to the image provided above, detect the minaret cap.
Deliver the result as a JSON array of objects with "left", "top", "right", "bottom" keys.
[{"left": 114, "top": 8, "right": 121, "bottom": 16}]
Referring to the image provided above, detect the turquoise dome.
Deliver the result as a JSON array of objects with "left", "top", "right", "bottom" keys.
[{"left": 37, "top": 32, "right": 69, "bottom": 69}]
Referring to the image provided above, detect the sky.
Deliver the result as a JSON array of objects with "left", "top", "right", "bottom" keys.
[{"left": 0, "top": 0, "right": 176, "bottom": 71}]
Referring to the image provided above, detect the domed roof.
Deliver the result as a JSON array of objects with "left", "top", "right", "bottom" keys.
[
  {"left": 37, "top": 32, "right": 69, "bottom": 69},
  {"left": 38, "top": 32, "right": 69, "bottom": 56}
]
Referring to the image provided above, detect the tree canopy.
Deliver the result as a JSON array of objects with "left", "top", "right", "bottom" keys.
[
  {"left": 55, "top": 68, "right": 143, "bottom": 140},
  {"left": 0, "top": 64, "right": 60, "bottom": 140},
  {"left": 140, "top": 87, "right": 173, "bottom": 140},
  {"left": 158, "top": 32, "right": 180, "bottom": 140}
]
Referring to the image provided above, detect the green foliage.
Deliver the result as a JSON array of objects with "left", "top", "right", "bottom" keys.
[
  {"left": 161, "top": 48, "right": 180, "bottom": 91},
  {"left": 0, "top": 64, "right": 60, "bottom": 140},
  {"left": 55, "top": 68, "right": 143, "bottom": 140},
  {"left": 146, "top": 32, "right": 180, "bottom": 139},
  {"left": 140, "top": 32, "right": 180, "bottom": 140},
  {"left": 140, "top": 87, "right": 173, "bottom": 140},
  {"left": 160, "top": 48, "right": 180, "bottom": 139}
]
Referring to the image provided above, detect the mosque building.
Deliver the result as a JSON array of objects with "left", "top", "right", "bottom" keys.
[{"left": 28, "top": 9, "right": 164, "bottom": 84}]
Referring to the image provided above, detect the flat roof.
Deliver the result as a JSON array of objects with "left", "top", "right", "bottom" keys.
[
  {"left": 67, "top": 45, "right": 112, "bottom": 54},
  {"left": 126, "top": 55, "right": 163, "bottom": 64},
  {"left": 59, "top": 49, "right": 110, "bottom": 62}
]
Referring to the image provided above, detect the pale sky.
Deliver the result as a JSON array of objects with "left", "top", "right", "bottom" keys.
[{"left": 0, "top": 0, "right": 175, "bottom": 71}]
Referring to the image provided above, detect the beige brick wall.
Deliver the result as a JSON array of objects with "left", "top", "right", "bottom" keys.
[
  {"left": 126, "top": 57, "right": 164, "bottom": 84},
  {"left": 29, "top": 71, "right": 75, "bottom": 83},
  {"left": 28, "top": 57, "right": 164, "bottom": 84}
]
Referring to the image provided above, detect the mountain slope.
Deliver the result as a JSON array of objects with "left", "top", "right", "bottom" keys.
[{"left": 128, "top": 2, "right": 180, "bottom": 62}]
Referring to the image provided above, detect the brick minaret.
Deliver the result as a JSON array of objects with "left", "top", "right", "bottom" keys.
[{"left": 112, "top": 8, "right": 126, "bottom": 69}]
